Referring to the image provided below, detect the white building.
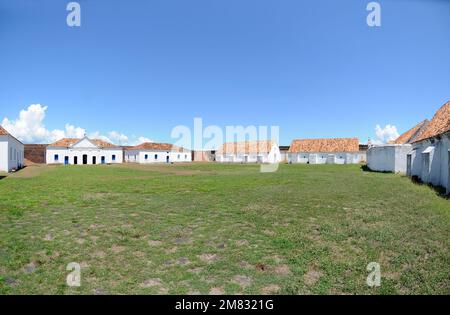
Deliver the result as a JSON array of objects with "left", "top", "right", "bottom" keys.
[
  {"left": 287, "top": 138, "right": 364, "bottom": 164},
  {"left": 407, "top": 101, "right": 450, "bottom": 194},
  {"left": 46, "top": 137, "right": 123, "bottom": 165},
  {"left": 367, "top": 120, "right": 429, "bottom": 174},
  {"left": 0, "top": 125, "right": 24, "bottom": 172},
  {"left": 216, "top": 140, "right": 281, "bottom": 164},
  {"left": 124, "top": 142, "right": 192, "bottom": 163}
]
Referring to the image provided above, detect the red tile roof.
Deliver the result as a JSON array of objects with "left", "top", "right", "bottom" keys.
[
  {"left": 413, "top": 101, "right": 450, "bottom": 142},
  {"left": 288, "top": 138, "right": 360, "bottom": 153},
  {"left": 393, "top": 120, "right": 429, "bottom": 144},
  {"left": 48, "top": 138, "right": 119, "bottom": 148},
  {"left": 217, "top": 140, "right": 276, "bottom": 155},
  {"left": 126, "top": 142, "right": 188, "bottom": 152},
  {"left": 0, "top": 125, "right": 9, "bottom": 136}
]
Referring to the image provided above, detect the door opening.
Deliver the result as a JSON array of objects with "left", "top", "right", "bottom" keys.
[
  {"left": 166, "top": 156, "right": 170, "bottom": 163},
  {"left": 407, "top": 154, "right": 412, "bottom": 177},
  {"left": 93, "top": 156, "right": 96, "bottom": 165},
  {"left": 83, "top": 154, "right": 88, "bottom": 165},
  {"left": 64, "top": 156, "right": 69, "bottom": 165},
  {"left": 74, "top": 156, "right": 78, "bottom": 165},
  {"left": 101, "top": 156, "right": 106, "bottom": 164}
]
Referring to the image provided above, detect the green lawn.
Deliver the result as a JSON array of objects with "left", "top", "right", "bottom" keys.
[{"left": 0, "top": 163, "right": 449, "bottom": 295}]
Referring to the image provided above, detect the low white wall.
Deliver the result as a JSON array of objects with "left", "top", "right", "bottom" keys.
[
  {"left": 125, "top": 150, "right": 192, "bottom": 163},
  {"left": 288, "top": 152, "right": 362, "bottom": 165},
  {"left": 367, "top": 144, "right": 412, "bottom": 173}
]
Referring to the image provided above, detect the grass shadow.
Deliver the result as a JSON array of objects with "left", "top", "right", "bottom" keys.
[
  {"left": 0, "top": 176, "right": 6, "bottom": 180},
  {"left": 360, "top": 165, "right": 391, "bottom": 174},
  {"left": 411, "top": 176, "right": 449, "bottom": 199}
]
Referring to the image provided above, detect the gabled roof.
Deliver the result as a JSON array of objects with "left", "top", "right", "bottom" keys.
[
  {"left": 413, "top": 101, "right": 450, "bottom": 142},
  {"left": 48, "top": 137, "right": 119, "bottom": 148},
  {"left": 217, "top": 140, "right": 276, "bottom": 155},
  {"left": 0, "top": 125, "right": 23, "bottom": 144},
  {"left": 393, "top": 120, "right": 430, "bottom": 144},
  {"left": 126, "top": 142, "right": 187, "bottom": 152},
  {"left": 288, "top": 138, "right": 360, "bottom": 153},
  {"left": 0, "top": 125, "right": 9, "bottom": 136}
]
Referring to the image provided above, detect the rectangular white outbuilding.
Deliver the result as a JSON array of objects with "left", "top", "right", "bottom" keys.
[
  {"left": 0, "top": 125, "right": 24, "bottom": 172},
  {"left": 124, "top": 142, "right": 192, "bottom": 163},
  {"left": 367, "top": 120, "right": 429, "bottom": 174},
  {"left": 46, "top": 137, "right": 123, "bottom": 165},
  {"left": 216, "top": 140, "right": 281, "bottom": 164},
  {"left": 287, "top": 138, "right": 364, "bottom": 164}
]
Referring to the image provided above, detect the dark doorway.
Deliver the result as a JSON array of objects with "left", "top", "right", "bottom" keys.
[
  {"left": 83, "top": 154, "right": 88, "bottom": 165},
  {"left": 64, "top": 156, "right": 69, "bottom": 165},
  {"left": 93, "top": 156, "right": 96, "bottom": 165},
  {"left": 166, "top": 156, "right": 170, "bottom": 163},
  {"left": 74, "top": 156, "right": 78, "bottom": 165},
  {"left": 101, "top": 156, "right": 106, "bottom": 164}
]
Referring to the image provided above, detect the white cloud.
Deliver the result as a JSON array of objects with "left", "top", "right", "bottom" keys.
[
  {"left": 373, "top": 124, "right": 400, "bottom": 144},
  {"left": 1, "top": 104, "right": 152, "bottom": 146}
]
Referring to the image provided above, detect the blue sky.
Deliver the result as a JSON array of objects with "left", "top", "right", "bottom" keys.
[{"left": 1, "top": 0, "right": 449, "bottom": 146}]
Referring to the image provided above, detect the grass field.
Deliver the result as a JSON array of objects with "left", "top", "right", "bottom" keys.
[{"left": 0, "top": 163, "right": 449, "bottom": 295}]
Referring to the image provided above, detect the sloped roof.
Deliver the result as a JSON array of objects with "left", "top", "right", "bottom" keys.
[
  {"left": 0, "top": 125, "right": 23, "bottom": 144},
  {"left": 0, "top": 125, "right": 10, "bottom": 136},
  {"left": 288, "top": 138, "right": 360, "bottom": 153},
  {"left": 413, "top": 101, "right": 450, "bottom": 142},
  {"left": 48, "top": 138, "right": 119, "bottom": 148},
  {"left": 217, "top": 140, "right": 276, "bottom": 155},
  {"left": 127, "top": 142, "right": 187, "bottom": 152},
  {"left": 393, "top": 120, "right": 430, "bottom": 144}
]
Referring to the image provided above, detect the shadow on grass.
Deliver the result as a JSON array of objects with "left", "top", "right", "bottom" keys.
[
  {"left": 360, "top": 165, "right": 391, "bottom": 174},
  {"left": 411, "top": 176, "right": 449, "bottom": 199},
  {"left": 360, "top": 166, "right": 449, "bottom": 199},
  {"left": 0, "top": 176, "right": 6, "bottom": 180}
]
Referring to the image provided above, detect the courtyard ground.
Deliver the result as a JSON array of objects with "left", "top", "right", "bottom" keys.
[{"left": 0, "top": 163, "right": 448, "bottom": 294}]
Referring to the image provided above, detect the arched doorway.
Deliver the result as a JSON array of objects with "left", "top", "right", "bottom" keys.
[{"left": 83, "top": 154, "right": 88, "bottom": 165}]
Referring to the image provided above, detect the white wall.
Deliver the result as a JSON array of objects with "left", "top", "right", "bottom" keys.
[
  {"left": 288, "top": 152, "right": 362, "bottom": 165},
  {"left": 409, "top": 134, "right": 450, "bottom": 190},
  {"left": 216, "top": 144, "right": 281, "bottom": 164},
  {"left": 366, "top": 144, "right": 412, "bottom": 173},
  {"left": 46, "top": 148, "right": 123, "bottom": 165},
  {"left": 125, "top": 150, "right": 192, "bottom": 163},
  {"left": 0, "top": 135, "right": 24, "bottom": 172}
]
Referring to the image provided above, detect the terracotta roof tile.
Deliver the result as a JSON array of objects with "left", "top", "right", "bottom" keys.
[
  {"left": 127, "top": 142, "right": 188, "bottom": 152},
  {"left": 414, "top": 101, "right": 450, "bottom": 142},
  {"left": 48, "top": 138, "right": 119, "bottom": 148},
  {"left": 288, "top": 138, "right": 359, "bottom": 153},
  {"left": 394, "top": 120, "right": 429, "bottom": 144},
  {"left": 0, "top": 125, "right": 10, "bottom": 136},
  {"left": 217, "top": 140, "right": 275, "bottom": 155}
]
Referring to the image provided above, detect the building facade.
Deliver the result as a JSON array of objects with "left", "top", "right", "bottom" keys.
[
  {"left": 287, "top": 138, "right": 363, "bottom": 164},
  {"left": 0, "top": 126, "right": 24, "bottom": 172},
  {"left": 46, "top": 137, "right": 123, "bottom": 165},
  {"left": 216, "top": 140, "right": 281, "bottom": 164},
  {"left": 125, "top": 142, "right": 192, "bottom": 163},
  {"left": 407, "top": 102, "right": 450, "bottom": 194}
]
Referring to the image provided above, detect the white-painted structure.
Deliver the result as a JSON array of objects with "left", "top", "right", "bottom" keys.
[
  {"left": 367, "top": 144, "right": 412, "bottom": 173},
  {"left": 366, "top": 120, "right": 429, "bottom": 174},
  {"left": 125, "top": 142, "right": 192, "bottom": 163},
  {"left": 288, "top": 138, "right": 364, "bottom": 164},
  {"left": 46, "top": 137, "right": 123, "bottom": 165},
  {"left": 216, "top": 140, "right": 281, "bottom": 164},
  {"left": 0, "top": 126, "right": 24, "bottom": 172},
  {"left": 407, "top": 101, "right": 450, "bottom": 194}
]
